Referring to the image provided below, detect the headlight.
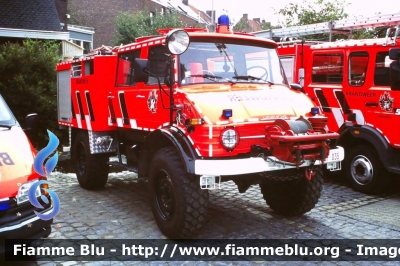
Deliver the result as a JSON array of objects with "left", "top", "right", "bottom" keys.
[{"left": 220, "top": 128, "right": 239, "bottom": 151}]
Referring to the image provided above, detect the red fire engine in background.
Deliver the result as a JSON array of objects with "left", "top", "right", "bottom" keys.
[
  {"left": 263, "top": 13, "right": 400, "bottom": 193},
  {"left": 56, "top": 16, "right": 344, "bottom": 238}
]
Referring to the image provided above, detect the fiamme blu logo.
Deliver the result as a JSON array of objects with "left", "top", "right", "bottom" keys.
[{"left": 29, "top": 130, "right": 61, "bottom": 220}]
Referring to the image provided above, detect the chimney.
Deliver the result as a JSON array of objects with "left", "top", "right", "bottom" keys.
[
  {"left": 254, "top": 18, "right": 260, "bottom": 23},
  {"left": 182, "top": 0, "right": 189, "bottom": 5},
  {"left": 243, "top": 14, "right": 248, "bottom": 20}
]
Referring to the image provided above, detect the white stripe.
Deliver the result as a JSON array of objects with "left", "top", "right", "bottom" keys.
[
  {"left": 247, "top": 118, "right": 259, "bottom": 122},
  {"left": 376, "top": 127, "right": 383, "bottom": 134},
  {"left": 203, "top": 116, "right": 212, "bottom": 125},
  {"left": 76, "top": 114, "right": 82, "bottom": 128},
  {"left": 187, "top": 135, "right": 195, "bottom": 145},
  {"left": 233, "top": 119, "right": 244, "bottom": 123},
  {"left": 331, "top": 108, "right": 344, "bottom": 128},
  {"left": 130, "top": 119, "right": 137, "bottom": 129},
  {"left": 144, "top": 128, "right": 148, "bottom": 131},
  {"left": 366, "top": 123, "right": 374, "bottom": 127},
  {"left": 216, "top": 121, "right": 229, "bottom": 125},
  {"left": 209, "top": 126, "right": 213, "bottom": 139},
  {"left": 384, "top": 135, "right": 390, "bottom": 143},
  {"left": 240, "top": 135, "right": 265, "bottom": 139},
  {"left": 117, "top": 118, "right": 123, "bottom": 127},
  {"left": 108, "top": 117, "right": 112, "bottom": 126},
  {"left": 194, "top": 103, "right": 203, "bottom": 114},
  {"left": 209, "top": 144, "right": 213, "bottom": 157},
  {"left": 195, "top": 148, "right": 201, "bottom": 156},
  {"left": 85, "top": 115, "right": 92, "bottom": 131},
  {"left": 352, "top": 110, "right": 365, "bottom": 125}
]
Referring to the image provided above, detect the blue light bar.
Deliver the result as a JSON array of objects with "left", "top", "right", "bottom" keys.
[
  {"left": 311, "top": 107, "right": 319, "bottom": 116},
  {"left": 0, "top": 199, "right": 10, "bottom": 211},
  {"left": 218, "top": 14, "right": 230, "bottom": 26},
  {"left": 222, "top": 109, "right": 233, "bottom": 118}
]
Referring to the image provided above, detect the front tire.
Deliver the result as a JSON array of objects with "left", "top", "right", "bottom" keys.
[
  {"left": 72, "top": 132, "right": 109, "bottom": 190},
  {"left": 344, "top": 145, "right": 389, "bottom": 193},
  {"left": 259, "top": 167, "right": 323, "bottom": 216},
  {"left": 148, "top": 147, "right": 209, "bottom": 239}
]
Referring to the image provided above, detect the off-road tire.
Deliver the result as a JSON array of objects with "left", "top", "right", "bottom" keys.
[
  {"left": 148, "top": 147, "right": 209, "bottom": 239},
  {"left": 72, "top": 132, "right": 109, "bottom": 190},
  {"left": 259, "top": 167, "right": 323, "bottom": 216},
  {"left": 344, "top": 145, "right": 389, "bottom": 194}
]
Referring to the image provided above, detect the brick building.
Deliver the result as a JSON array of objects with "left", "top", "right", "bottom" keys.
[{"left": 68, "top": 0, "right": 213, "bottom": 47}]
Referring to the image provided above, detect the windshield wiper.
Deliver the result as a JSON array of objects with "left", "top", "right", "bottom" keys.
[
  {"left": 189, "top": 74, "right": 235, "bottom": 84},
  {"left": 232, "top": 75, "right": 275, "bottom": 85},
  {"left": 232, "top": 75, "right": 261, "bottom": 81},
  {"left": 0, "top": 124, "right": 12, "bottom": 129}
]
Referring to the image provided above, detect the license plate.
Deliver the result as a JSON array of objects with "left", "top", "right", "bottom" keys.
[{"left": 325, "top": 146, "right": 344, "bottom": 163}]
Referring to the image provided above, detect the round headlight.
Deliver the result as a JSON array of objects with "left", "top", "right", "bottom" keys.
[
  {"left": 220, "top": 128, "right": 239, "bottom": 151},
  {"left": 165, "top": 29, "right": 190, "bottom": 55}
]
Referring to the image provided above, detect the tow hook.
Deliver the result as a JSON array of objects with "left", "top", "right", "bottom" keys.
[{"left": 305, "top": 166, "right": 316, "bottom": 181}]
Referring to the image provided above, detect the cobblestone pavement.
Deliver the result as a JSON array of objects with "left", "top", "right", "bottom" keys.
[{"left": 10, "top": 165, "right": 400, "bottom": 266}]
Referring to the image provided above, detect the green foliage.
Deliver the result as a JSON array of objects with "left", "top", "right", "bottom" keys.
[
  {"left": 0, "top": 39, "right": 62, "bottom": 147},
  {"left": 233, "top": 18, "right": 248, "bottom": 32},
  {"left": 277, "top": 0, "right": 349, "bottom": 40},
  {"left": 114, "top": 10, "right": 188, "bottom": 45},
  {"left": 278, "top": 0, "right": 349, "bottom": 27}
]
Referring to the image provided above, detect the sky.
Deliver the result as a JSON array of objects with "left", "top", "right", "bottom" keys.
[{"left": 187, "top": 0, "right": 399, "bottom": 26}]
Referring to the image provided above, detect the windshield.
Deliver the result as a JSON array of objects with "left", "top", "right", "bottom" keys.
[
  {"left": 178, "top": 40, "right": 287, "bottom": 86},
  {"left": 0, "top": 95, "right": 17, "bottom": 126}
]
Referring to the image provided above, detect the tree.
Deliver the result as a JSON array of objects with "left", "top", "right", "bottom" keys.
[
  {"left": 277, "top": 0, "right": 349, "bottom": 40},
  {"left": 278, "top": 0, "right": 349, "bottom": 27},
  {"left": 0, "top": 39, "right": 62, "bottom": 147},
  {"left": 114, "top": 10, "right": 192, "bottom": 45}
]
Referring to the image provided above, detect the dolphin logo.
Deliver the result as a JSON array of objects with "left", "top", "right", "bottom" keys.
[{"left": 29, "top": 130, "right": 61, "bottom": 220}]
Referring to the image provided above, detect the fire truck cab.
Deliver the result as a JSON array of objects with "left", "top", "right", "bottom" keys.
[
  {"left": 278, "top": 26, "right": 400, "bottom": 193},
  {"left": 0, "top": 94, "right": 53, "bottom": 254},
  {"left": 57, "top": 17, "right": 344, "bottom": 238}
]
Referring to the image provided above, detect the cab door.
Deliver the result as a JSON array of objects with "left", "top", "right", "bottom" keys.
[{"left": 363, "top": 49, "right": 400, "bottom": 145}]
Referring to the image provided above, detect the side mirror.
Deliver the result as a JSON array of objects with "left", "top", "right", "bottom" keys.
[
  {"left": 390, "top": 61, "right": 400, "bottom": 90},
  {"left": 166, "top": 29, "right": 190, "bottom": 55},
  {"left": 24, "top": 113, "right": 39, "bottom": 143},
  {"left": 389, "top": 48, "right": 400, "bottom": 60},
  {"left": 289, "top": 83, "right": 304, "bottom": 92},
  {"left": 133, "top": 59, "right": 149, "bottom": 83}
]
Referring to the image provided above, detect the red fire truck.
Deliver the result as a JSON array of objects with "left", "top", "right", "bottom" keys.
[
  {"left": 268, "top": 13, "right": 400, "bottom": 193},
  {"left": 56, "top": 16, "right": 343, "bottom": 238}
]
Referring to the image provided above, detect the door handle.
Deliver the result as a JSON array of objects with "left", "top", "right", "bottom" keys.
[{"left": 365, "top": 102, "right": 378, "bottom": 107}]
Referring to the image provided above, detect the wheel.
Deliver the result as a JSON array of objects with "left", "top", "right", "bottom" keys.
[
  {"left": 259, "top": 167, "right": 323, "bottom": 216},
  {"left": 344, "top": 145, "right": 389, "bottom": 193},
  {"left": 240, "top": 66, "right": 268, "bottom": 81},
  {"left": 148, "top": 147, "right": 209, "bottom": 239},
  {"left": 72, "top": 132, "right": 109, "bottom": 190}
]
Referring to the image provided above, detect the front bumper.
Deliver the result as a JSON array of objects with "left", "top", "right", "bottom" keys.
[
  {"left": 0, "top": 204, "right": 53, "bottom": 255},
  {"left": 195, "top": 146, "right": 344, "bottom": 176}
]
